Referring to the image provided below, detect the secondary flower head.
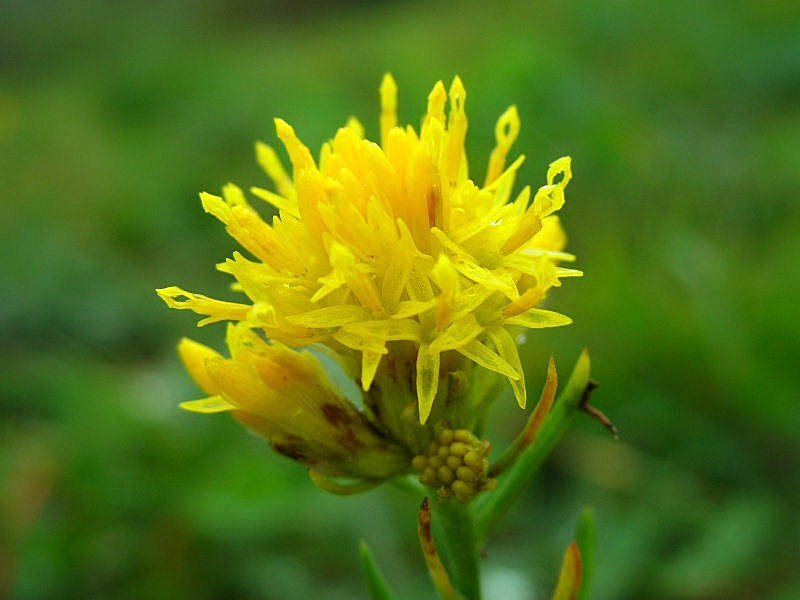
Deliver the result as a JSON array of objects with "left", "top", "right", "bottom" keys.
[
  {"left": 177, "top": 324, "right": 408, "bottom": 480},
  {"left": 158, "top": 74, "right": 580, "bottom": 485}
]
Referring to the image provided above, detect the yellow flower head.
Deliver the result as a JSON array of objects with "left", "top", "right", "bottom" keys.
[
  {"left": 158, "top": 74, "right": 580, "bottom": 467},
  {"left": 177, "top": 325, "right": 408, "bottom": 480}
]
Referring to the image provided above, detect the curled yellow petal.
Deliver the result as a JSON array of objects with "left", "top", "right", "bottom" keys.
[
  {"left": 547, "top": 156, "right": 572, "bottom": 189},
  {"left": 156, "top": 286, "right": 251, "bottom": 326},
  {"left": 424, "top": 80, "right": 447, "bottom": 129},
  {"left": 442, "top": 75, "right": 468, "bottom": 186},
  {"left": 502, "top": 287, "right": 546, "bottom": 318},
  {"left": 345, "top": 116, "right": 365, "bottom": 139},
  {"left": 199, "top": 192, "right": 230, "bottom": 223},
  {"left": 250, "top": 186, "right": 299, "bottom": 218},
  {"left": 255, "top": 140, "right": 294, "bottom": 198},
  {"left": 177, "top": 337, "right": 222, "bottom": 395},
  {"left": 274, "top": 118, "right": 315, "bottom": 173},
  {"left": 485, "top": 105, "right": 520, "bottom": 186}
]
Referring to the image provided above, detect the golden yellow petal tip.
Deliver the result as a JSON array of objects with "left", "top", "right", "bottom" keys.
[
  {"left": 449, "top": 75, "right": 466, "bottom": 101},
  {"left": 380, "top": 72, "right": 397, "bottom": 94}
]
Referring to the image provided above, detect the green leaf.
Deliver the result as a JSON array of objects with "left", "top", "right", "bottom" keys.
[
  {"left": 575, "top": 507, "right": 596, "bottom": 600},
  {"left": 428, "top": 498, "right": 478, "bottom": 600},
  {"left": 358, "top": 540, "right": 398, "bottom": 600},
  {"left": 474, "top": 350, "right": 591, "bottom": 538}
]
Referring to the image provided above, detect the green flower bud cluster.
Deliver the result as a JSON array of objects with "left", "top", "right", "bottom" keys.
[{"left": 412, "top": 428, "right": 498, "bottom": 502}]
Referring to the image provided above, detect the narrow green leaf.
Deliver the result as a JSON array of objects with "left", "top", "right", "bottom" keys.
[
  {"left": 475, "top": 349, "right": 591, "bottom": 538},
  {"left": 358, "top": 540, "right": 398, "bottom": 600},
  {"left": 429, "top": 498, "right": 479, "bottom": 600},
  {"left": 575, "top": 507, "right": 596, "bottom": 600}
]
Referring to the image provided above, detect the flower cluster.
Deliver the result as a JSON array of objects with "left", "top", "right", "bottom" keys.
[
  {"left": 158, "top": 74, "right": 579, "bottom": 490},
  {"left": 412, "top": 428, "right": 496, "bottom": 502}
]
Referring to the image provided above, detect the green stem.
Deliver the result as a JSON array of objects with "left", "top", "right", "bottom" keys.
[
  {"left": 431, "top": 499, "right": 481, "bottom": 600},
  {"left": 474, "top": 350, "right": 591, "bottom": 539},
  {"left": 390, "top": 474, "right": 426, "bottom": 498}
]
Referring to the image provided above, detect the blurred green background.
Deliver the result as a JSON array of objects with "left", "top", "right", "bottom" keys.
[{"left": 2, "top": 1, "right": 799, "bottom": 598}]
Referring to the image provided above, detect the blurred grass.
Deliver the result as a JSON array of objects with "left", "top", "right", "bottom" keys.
[{"left": 2, "top": 1, "right": 799, "bottom": 598}]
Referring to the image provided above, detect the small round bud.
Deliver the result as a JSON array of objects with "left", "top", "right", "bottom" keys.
[
  {"left": 421, "top": 466, "right": 436, "bottom": 485},
  {"left": 414, "top": 427, "right": 494, "bottom": 504},
  {"left": 446, "top": 455, "right": 462, "bottom": 470},
  {"left": 450, "top": 442, "right": 469, "bottom": 456},
  {"left": 437, "top": 466, "right": 454, "bottom": 484},
  {"left": 451, "top": 480, "right": 471, "bottom": 497},
  {"left": 462, "top": 451, "right": 481, "bottom": 467},
  {"left": 437, "top": 430, "right": 454, "bottom": 445},
  {"left": 411, "top": 455, "right": 428, "bottom": 471},
  {"left": 453, "top": 429, "right": 473, "bottom": 443},
  {"left": 456, "top": 465, "right": 477, "bottom": 482}
]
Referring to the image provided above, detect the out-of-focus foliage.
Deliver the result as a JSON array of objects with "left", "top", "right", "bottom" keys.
[{"left": 2, "top": 1, "right": 798, "bottom": 598}]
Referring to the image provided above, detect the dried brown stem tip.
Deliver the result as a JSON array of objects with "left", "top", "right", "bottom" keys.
[
  {"left": 418, "top": 497, "right": 461, "bottom": 600},
  {"left": 579, "top": 380, "right": 619, "bottom": 438}
]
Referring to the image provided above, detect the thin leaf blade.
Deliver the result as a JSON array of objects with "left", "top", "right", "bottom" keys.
[{"left": 358, "top": 540, "right": 398, "bottom": 600}]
